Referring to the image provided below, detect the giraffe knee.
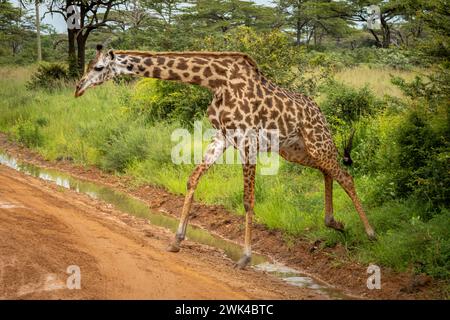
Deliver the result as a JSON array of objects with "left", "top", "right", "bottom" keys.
[
  {"left": 186, "top": 178, "right": 194, "bottom": 190},
  {"left": 243, "top": 201, "right": 253, "bottom": 213}
]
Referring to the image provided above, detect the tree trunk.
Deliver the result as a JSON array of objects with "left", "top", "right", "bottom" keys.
[
  {"left": 369, "top": 29, "right": 382, "bottom": 47},
  {"left": 76, "top": 34, "right": 87, "bottom": 74},
  {"left": 68, "top": 28, "right": 78, "bottom": 77},
  {"left": 306, "top": 28, "right": 313, "bottom": 45},
  {"left": 296, "top": 19, "right": 301, "bottom": 45},
  {"left": 380, "top": 15, "right": 390, "bottom": 48},
  {"left": 35, "top": 0, "right": 42, "bottom": 61},
  {"left": 313, "top": 26, "right": 317, "bottom": 46}
]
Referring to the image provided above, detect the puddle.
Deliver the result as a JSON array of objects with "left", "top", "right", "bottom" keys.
[
  {"left": 0, "top": 201, "right": 25, "bottom": 209},
  {"left": 0, "top": 151, "right": 350, "bottom": 299}
]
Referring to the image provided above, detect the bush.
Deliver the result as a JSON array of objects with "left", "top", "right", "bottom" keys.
[
  {"left": 377, "top": 107, "right": 449, "bottom": 214},
  {"left": 306, "top": 50, "right": 356, "bottom": 71},
  {"left": 15, "top": 119, "right": 44, "bottom": 148},
  {"left": 320, "top": 80, "right": 383, "bottom": 130},
  {"left": 344, "top": 47, "right": 430, "bottom": 69},
  {"left": 98, "top": 125, "right": 150, "bottom": 173},
  {"left": 319, "top": 81, "right": 384, "bottom": 169},
  {"left": 129, "top": 78, "right": 211, "bottom": 129},
  {"left": 372, "top": 66, "right": 450, "bottom": 214},
  {"left": 27, "top": 62, "right": 71, "bottom": 91}
]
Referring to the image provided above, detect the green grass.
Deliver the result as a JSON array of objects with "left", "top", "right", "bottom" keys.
[{"left": 0, "top": 66, "right": 448, "bottom": 285}]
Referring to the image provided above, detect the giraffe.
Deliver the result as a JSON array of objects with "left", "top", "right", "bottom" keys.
[{"left": 75, "top": 44, "right": 376, "bottom": 269}]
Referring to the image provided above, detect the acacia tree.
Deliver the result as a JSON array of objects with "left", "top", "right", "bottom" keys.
[
  {"left": 181, "top": 0, "right": 279, "bottom": 38},
  {"left": 275, "top": 0, "right": 352, "bottom": 45},
  {"left": 341, "top": 0, "right": 430, "bottom": 48},
  {"left": 111, "top": 0, "right": 189, "bottom": 50},
  {"left": 45, "top": 0, "right": 125, "bottom": 75},
  {"left": 140, "top": 0, "right": 184, "bottom": 50},
  {"left": 0, "top": 0, "right": 35, "bottom": 57}
]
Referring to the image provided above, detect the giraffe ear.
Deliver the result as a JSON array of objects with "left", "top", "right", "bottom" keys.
[{"left": 108, "top": 49, "right": 115, "bottom": 60}]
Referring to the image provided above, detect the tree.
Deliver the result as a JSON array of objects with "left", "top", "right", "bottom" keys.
[
  {"left": 181, "top": 0, "right": 279, "bottom": 38},
  {"left": 140, "top": 0, "right": 184, "bottom": 50},
  {"left": 0, "top": 0, "right": 35, "bottom": 59},
  {"left": 46, "top": 0, "right": 125, "bottom": 75},
  {"left": 343, "top": 0, "right": 427, "bottom": 48},
  {"left": 275, "top": 0, "right": 352, "bottom": 46}
]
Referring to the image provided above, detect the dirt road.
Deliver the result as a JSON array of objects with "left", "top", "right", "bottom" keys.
[{"left": 0, "top": 165, "right": 326, "bottom": 299}]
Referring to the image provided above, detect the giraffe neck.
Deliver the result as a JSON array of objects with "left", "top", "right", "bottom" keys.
[{"left": 113, "top": 51, "right": 246, "bottom": 92}]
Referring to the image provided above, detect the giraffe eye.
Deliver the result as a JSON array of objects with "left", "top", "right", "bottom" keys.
[{"left": 94, "top": 66, "right": 104, "bottom": 72}]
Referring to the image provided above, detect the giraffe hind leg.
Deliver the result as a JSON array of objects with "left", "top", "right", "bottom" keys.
[
  {"left": 280, "top": 145, "right": 343, "bottom": 231},
  {"left": 323, "top": 172, "right": 345, "bottom": 232},
  {"left": 325, "top": 165, "right": 376, "bottom": 240}
]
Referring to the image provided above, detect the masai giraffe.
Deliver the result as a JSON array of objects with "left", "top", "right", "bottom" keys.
[{"left": 75, "top": 44, "right": 376, "bottom": 268}]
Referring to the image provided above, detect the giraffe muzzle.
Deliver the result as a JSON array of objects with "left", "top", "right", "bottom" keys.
[{"left": 74, "top": 83, "right": 85, "bottom": 98}]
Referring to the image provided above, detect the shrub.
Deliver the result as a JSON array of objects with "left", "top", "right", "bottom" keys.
[
  {"left": 129, "top": 78, "right": 211, "bottom": 129},
  {"left": 345, "top": 47, "right": 430, "bottom": 69},
  {"left": 98, "top": 125, "right": 150, "bottom": 173},
  {"left": 377, "top": 107, "right": 449, "bottom": 214},
  {"left": 373, "top": 66, "right": 450, "bottom": 214},
  {"left": 320, "top": 80, "right": 383, "bottom": 130},
  {"left": 27, "top": 62, "right": 70, "bottom": 91},
  {"left": 319, "top": 81, "right": 384, "bottom": 169},
  {"left": 15, "top": 119, "right": 44, "bottom": 148}
]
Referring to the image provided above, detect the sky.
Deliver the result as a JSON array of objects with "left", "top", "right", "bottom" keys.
[{"left": 13, "top": 0, "right": 276, "bottom": 34}]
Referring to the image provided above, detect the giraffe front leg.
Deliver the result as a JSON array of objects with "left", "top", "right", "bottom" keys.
[
  {"left": 236, "top": 164, "right": 256, "bottom": 269},
  {"left": 323, "top": 172, "right": 345, "bottom": 232},
  {"left": 166, "top": 163, "right": 209, "bottom": 252},
  {"left": 167, "top": 132, "right": 227, "bottom": 253}
]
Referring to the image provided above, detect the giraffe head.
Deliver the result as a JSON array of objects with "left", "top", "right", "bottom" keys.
[{"left": 74, "top": 45, "right": 132, "bottom": 97}]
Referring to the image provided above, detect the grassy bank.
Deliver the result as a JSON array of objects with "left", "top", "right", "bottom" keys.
[{"left": 0, "top": 66, "right": 448, "bottom": 290}]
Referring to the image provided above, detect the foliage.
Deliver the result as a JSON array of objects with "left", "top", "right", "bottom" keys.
[
  {"left": 320, "top": 80, "right": 383, "bottom": 128},
  {"left": 342, "top": 47, "right": 431, "bottom": 69},
  {"left": 0, "top": 0, "right": 36, "bottom": 65},
  {"left": 383, "top": 108, "right": 449, "bottom": 212},
  {"left": 97, "top": 124, "right": 151, "bottom": 173},
  {"left": 275, "top": 0, "right": 353, "bottom": 45},
  {"left": 128, "top": 78, "right": 212, "bottom": 129},
  {"left": 15, "top": 119, "right": 45, "bottom": 148},
  {"left": 391, "top": 65, "right": 450, "bottom": 105},
  {"left": 26, "top": 62, "right": 71, "bottom": 90},
  {"left": 182, "top": 0, "right": 279, "bottom": 36},
  {"left": 375, "top": 66, "right": 450, "bottom": 213},
  {"left": 319, "top": 80, "right": 384, "bottom": 167}
]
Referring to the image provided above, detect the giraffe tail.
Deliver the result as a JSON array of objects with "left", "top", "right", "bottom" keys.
[{"left": 342, "top": 127, "right": 355, "bottom": 167}]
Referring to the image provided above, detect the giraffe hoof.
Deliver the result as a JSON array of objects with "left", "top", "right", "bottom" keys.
[
  {"left": 325, "top": 218, "right": 345, "bottom": 232},
  {"left": 367, "top": 230, "right": 377, "bottom": 241},
  {"left": 235, "top": 255, "right": 251, "bottom": 269},
  {"left": 166, "top": 242, "right": 181, "bottom": 253}
]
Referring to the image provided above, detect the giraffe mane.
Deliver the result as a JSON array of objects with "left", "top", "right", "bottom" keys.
[{"left": 112, "top": 50, "right": 259, "bottom": 70}]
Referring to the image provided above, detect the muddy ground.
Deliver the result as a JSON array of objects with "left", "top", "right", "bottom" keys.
[{"left": 0, "top": 133, "right": 443, "bottom": 299}]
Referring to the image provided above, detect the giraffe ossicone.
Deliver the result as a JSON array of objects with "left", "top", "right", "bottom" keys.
[{"left": 75, "top": 45, "right": 376, "bottom": 269}]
